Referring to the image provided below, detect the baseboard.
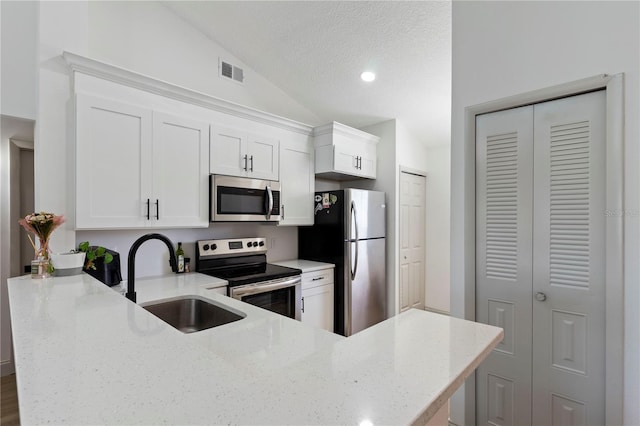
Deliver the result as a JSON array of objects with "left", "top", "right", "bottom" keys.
[
  {"left": 424, "top": 306, "right": 450, "bottom": 316},
  {"left": 1, "top": 359, "right": 15, "bottom": 376}
]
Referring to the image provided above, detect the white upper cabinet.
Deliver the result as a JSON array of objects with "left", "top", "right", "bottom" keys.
[
  {"left": 210, "top": 125, "right": 279, "bottom": 181},
  {"left": 75, "top": 94, "right": 209, "bottom": 229},
  {"left": 279, "top": 136, "right": 315, "bottom": 226},
  {"left": 313, "top": 121, "right": 379, "bottom": 180},
  {"left": 76, "top": 94, "right": 152, "bottom": 229},
  {"left": 67, "top": 53, "right": 318, "bottom": 230},
  {"left": 152, "top": 112, "right": 209, "bottom": 228}
]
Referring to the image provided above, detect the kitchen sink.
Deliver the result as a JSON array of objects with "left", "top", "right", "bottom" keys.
[{"left": 141, "top": 296, "right": 245, "bottom": 333}]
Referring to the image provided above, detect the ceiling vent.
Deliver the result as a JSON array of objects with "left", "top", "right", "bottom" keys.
[{"left": 219, "top": 58, "right": 244, "bottom": 84}]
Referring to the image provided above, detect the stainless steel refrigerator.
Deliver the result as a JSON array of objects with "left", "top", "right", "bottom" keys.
[{"left": 298, "top": 189, "right": 386, "bottom": 336}]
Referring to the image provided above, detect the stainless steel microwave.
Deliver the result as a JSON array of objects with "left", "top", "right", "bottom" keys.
[{"left": 210, "top": 175, "right": 281, "bottom": 222}]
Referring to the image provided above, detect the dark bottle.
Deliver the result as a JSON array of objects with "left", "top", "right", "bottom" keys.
[{"left": 176, "top": 242, "right": 185, "bottom": 273}]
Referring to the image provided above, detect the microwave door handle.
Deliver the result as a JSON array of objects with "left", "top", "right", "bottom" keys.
[{"left": 265, "top": 185, "right": 273, "bottom": 220}]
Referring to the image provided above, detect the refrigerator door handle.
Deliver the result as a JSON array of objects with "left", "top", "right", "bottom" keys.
[
  {"left": 350, "top": 200, "right": 359, "bottom": 280},
  {"left": 351, "top": 200, "right": 359, "bottom": 241},
  {"left": 350, "top": 240, "right": 359, "bottom": 280}
]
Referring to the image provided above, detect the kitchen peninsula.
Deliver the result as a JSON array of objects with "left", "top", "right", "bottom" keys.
[{"left": 8, "top": 273, "right": 502, "bottom": 425}]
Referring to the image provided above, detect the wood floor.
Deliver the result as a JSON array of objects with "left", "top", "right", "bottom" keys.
[{"left": 1, "top": 374, "right": 19, "bottom": 426}]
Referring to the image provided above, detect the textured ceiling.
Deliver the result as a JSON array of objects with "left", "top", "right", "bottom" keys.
[{"left": 164, "top": 1, "right": 451, "bottom": 145}]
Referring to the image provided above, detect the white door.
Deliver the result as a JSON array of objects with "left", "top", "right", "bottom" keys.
[
  {"left": 152, "top": 112, "right": 209, "bottom": 228},
  {"left": 476, "top": 91, "right": 606, "bottom": 425},
  {"left": 476, "top": 105, "right": 535, "bottom": 425},
  {"left": 531, "top": 92, "right": 606, "bottom": 425},
  {"left": 301, "top": 284, "right": 334, "bottom": 332},
  {"left": 75, "top": 94, "right": 152, "bottom": 229},
  {"left": 399, "top": 171, "right": 426, "bottom": 312},
  {"left": 210, "top": 125, "right": 246, "bottom": 177},
  {"left": 246, "top": 134, "right": 279, "bottom": 181},
  {"left": 279, "top": 138, "right": 314, "bottom": 226}
]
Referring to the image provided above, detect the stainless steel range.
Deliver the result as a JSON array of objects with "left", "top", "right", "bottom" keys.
[{"left": 195, "top": 237, "right": 302, "bottom": 320}]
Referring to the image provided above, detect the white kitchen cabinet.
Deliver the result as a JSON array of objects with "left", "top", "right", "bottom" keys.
[
  {"left": 210, "top": 125, "right": 279, "bottom": 181},
  {"left": 278, "top": 137, "right": 315, "bottom": 226},
  {"left": 313, "top": 121, "right": 378, "bottom": 180},
  {"left": 152, "top": 112, "right": 209, "bottom": 228},
  {"left": 75, "top": 94, "right": 209, "bottom": 229},
  {"left": 301, "top": 267, "right": 334, "bottom": 332},
  {"left": 76, "top": 94, "right": 152, "bottom": 229}
]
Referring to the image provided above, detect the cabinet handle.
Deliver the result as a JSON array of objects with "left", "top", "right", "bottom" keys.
[
  {"left": 250, "top": 155, "right": 254, "bottom": 172},
  {"left": 155, "top": 199, "right": 159, "bottom": 220},
  {"left": 146, "top": 199, "right": 150, "bottom": 220},
  {"left": 243, "top": 155, "right": 248, "bottom": 171},
  {"left": 312, "top": 276, "right": 325, "bottom": 281},
  {"left": 301, "top": 296, "right": 305, "bottom": 313},
  {"left": 281, "top": 204, "right": 285, "bottom": 220},
  {"left": 358, "top": 156, "right": 362, "bottom": 169}
]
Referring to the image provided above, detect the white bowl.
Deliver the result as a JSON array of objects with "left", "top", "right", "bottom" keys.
[{"left": 50, "top": 252, "right": 86, "bottom": 276}]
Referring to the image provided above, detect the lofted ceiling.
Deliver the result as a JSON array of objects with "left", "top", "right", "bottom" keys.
[{"left": 163, "top": 1, "right": 451, "bottom": 146}]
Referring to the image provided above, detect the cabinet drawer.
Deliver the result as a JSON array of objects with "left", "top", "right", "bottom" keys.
[{"left": 302, "top": 268, "right": 334, "bottom": 290}]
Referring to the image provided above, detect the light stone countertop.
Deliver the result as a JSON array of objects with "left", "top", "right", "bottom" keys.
[
  {"left": 8, "top": 272, "right": 502, "bottom": 425},
  {"left": 271, "top": 259, "right": 335, "bottom": 273}
]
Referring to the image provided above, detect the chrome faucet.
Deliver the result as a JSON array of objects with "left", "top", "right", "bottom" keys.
[{"left": 126, "top": 233, "right": 178, "bottom": 303}]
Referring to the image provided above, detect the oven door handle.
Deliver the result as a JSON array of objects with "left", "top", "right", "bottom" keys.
[{"left": 231, "top": 276, "right": 301, "bottom": 298}]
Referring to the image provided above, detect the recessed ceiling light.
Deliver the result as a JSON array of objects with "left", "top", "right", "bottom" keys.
[{"left": 360, "top": 71, "right": 376, "bottom": 82}]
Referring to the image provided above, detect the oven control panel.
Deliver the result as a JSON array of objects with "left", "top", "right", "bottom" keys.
[{"left": 197, "top": 237, "right": 267, "bottom": 257}]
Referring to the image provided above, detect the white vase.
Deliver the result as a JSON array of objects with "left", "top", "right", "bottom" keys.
[{"left": 50, "top": 252, "right": 86, "bottom": 276}]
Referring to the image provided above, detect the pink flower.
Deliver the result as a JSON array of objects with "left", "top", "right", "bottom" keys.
[{"left": 18, "top": 212, "right": 65, "bottom": 258}]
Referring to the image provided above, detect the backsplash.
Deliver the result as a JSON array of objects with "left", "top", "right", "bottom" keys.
[{"left": 76, "top": 224, "right": 298, "bottom": 279}]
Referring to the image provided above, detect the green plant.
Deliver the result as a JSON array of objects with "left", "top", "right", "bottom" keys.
[{"left": 77, "top": 241, "right": 113, "bottom": 270}]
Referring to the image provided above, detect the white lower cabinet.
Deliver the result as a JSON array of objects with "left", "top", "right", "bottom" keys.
[
  {"left": 75, "top": 93, "right": 209, "bottom": 229},
  {"left": 301, "top": 267, "right": 334, "bottom": 332}
]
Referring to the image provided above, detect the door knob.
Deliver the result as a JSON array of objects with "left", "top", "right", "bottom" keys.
[{"left": 535, "top": 292, "right": 547, "bottom": 302}]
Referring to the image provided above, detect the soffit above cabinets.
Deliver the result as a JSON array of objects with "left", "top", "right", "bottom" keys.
[{"left": 63, "top": 51, "right": 314, "bottom": 136}]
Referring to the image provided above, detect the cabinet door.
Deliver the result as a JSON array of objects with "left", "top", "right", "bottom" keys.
[
  {"left": 152, "top": 112, "right": 209, "bottom": 228},
  {"left": 279, "top": 139, "right": 314, "bottom": 226},
  {"left": 76, "top": 94, "right": 152, "bottom": 228},
  {"left": 301, "top": 283, "right": 334, "bottom": 332},
  {"left": 358, "top": 152, "right": 377, "bottom": 179},
  {"left": 333, "top": 144, "right": 376, "bottom": 179},
  {"left": 333, "top": 145, "right": 359, "bottom": 175},
  {"left": 210, "top": 125, "right": 247, "bottom": 177},
  {"left": 247, "top": 134, "right": 279, "bottom": 181}
]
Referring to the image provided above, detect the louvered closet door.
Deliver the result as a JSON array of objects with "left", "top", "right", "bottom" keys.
[
  {"left": 476, "top": 91, "right": 606, "bottom": 426},
  {"left": 531, "top": 91, "right": 606, "bottom": 425},
  {"left": 476, "top": 105, "right": 534, "bottom": 426}
]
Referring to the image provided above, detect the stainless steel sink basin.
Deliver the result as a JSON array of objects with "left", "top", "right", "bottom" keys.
[{"left": 141, "top": 296, "right": 245, "bottom": 333}]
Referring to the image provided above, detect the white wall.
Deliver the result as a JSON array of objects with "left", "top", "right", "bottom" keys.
[
  {"left": 87, "top": 1, "right": 321, "bottom": 126},
  {"left": 344, "top": 119, "right": 399, "bottom": 318},
  {"left": 0, "top": 1, "right": 38, "bottom": 119},
  {"left": 32, "top": 1, "right": 323, "bottom": 278},
  {"left": 0, "top": 116, "right": 35, "bottom": 376},
  {"left": 423, "top": 144, "right": 450, "bottom": 313},
  {"left": 450, "top": 2, "right": 639, "bottom": 425}
]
